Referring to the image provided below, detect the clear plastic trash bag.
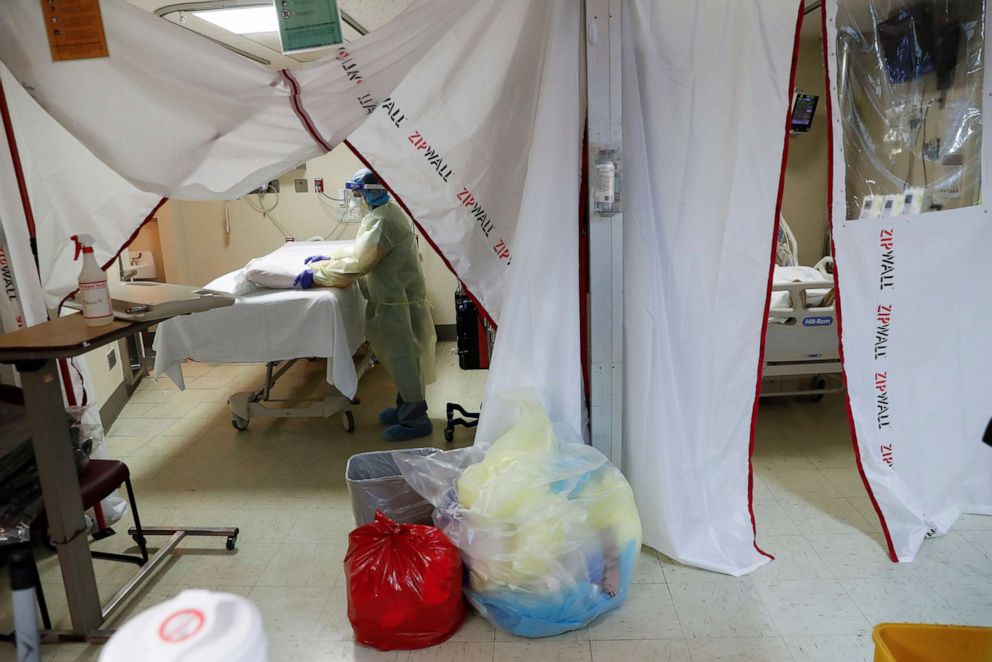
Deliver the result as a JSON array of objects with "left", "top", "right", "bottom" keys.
[
  {"left": 67, "top": 404, "right": 103, "bottom": 474},
  {"left": 396, "top": 395, "right": 642, "bottom": 638},
  {"left": 68, "top": 404, "right": 128, "bottom": 529}
]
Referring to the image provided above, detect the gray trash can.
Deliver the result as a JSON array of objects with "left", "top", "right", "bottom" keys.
[{"left": 345, "top": 448, "right": 436, "bottom": 526}]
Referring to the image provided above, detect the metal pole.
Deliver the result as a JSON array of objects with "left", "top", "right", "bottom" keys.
[
  {"left": 101, "top": 532, "right": 186, "bottom": 621},
  {"left": 18, "top": 360, "right": 103, "bottom": 634},
  {"left": 585, "top": 0, "right": 624, "bottom": 465}
]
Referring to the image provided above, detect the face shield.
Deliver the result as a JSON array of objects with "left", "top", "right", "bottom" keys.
[{"left": 346, "top": 173, "right": 391, "bottom": 208}]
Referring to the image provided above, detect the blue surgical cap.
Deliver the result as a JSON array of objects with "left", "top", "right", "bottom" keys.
[{"left": 352, "top": 168, "right": 390, "bottom": 208}]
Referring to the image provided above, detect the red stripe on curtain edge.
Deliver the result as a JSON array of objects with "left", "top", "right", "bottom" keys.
[
  {"left": 0, "top": 72, "right": 77, "bottom": 405},
  {"left": 52, "top": 198, "right": 168, "bottom": 407},
  {"left": 55, "top": 197, "right": 169, "bottom": 315},
  {"left": 818, "top": 0, "right": 899, "bottom": 562},
  {"left": 746, "top": 0, "right": 813, "bottom": 563},
  {"left": 342, "top": 139, "right": 499, "bottom": 331},
  {"left": 0, "top": 72, "right": 37, "bottom": 241},
  {"left": 280, "top": 70, "right": 334, "bottom": 153},
  {"left": 67, "top": 71, "right": 315, "bottom": 315}
]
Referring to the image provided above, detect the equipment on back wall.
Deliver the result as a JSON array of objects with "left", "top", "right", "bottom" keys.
[
  {"left": 790, "top": 93, "right": 819, "bottom": 134},
  {"left": 446, "top": 287, "right": 495, "bottom": 442},
  {"left": 877, "top": 3, "right": 962, "bottom": 90},
  {"left": 455, "top": 289, "right": 493, "bottom": 370}
]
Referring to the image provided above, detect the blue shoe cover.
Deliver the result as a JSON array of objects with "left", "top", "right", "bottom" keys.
[
  {"left": 383, "top": 420, "right": 433, "bottom": 442},
  {"left": 378, "top": 407, "right": 399, "bottom": 426}
]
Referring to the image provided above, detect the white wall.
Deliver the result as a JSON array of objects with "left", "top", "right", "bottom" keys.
[
  {"left": 79, "top": 341, "right": 124, "bottom": 412},
  {"left": 781, "top": 36, "right": 830, "bottom": 267},
  {"left": 160, "top": 144, "right": 457, "bottom": 325}
]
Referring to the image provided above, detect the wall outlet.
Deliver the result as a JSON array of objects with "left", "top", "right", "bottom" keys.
[
  {"left": 294, "top": 178, "right": 308, "bottom": 193},
  {"left": 314, "top": 178, "right": 324, "bottom": 193},
  {"left": 107, "top": 349, "right": 117, "bottom": 371}
]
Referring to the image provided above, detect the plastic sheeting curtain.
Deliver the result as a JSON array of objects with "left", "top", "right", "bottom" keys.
[
  {"left": 0, "top": 0, "right": 470, "bottom": 304},
  {"left": 348, "top": 0, "right": 584, "bottom": 442},
  {"left": 0, "top": 74, "right": 47, "bottom": 329},
  {"left": 0, "top": 0, "right": 583, "bottom": 444},
  {"left": 0, "top": 0, "right": 317, "bottom": 200},
  {"left": 0, "top": 65, "right": 101, "bottom": 406},
  {"left": 622, "top": 0, "right": 803, "bottom": 575},
  {"left": 0, "top": 62, "right": 163, "bottom": 311},
  {"left": 0, "top": 0, "right": 470, "bottom": 198},
  {"left": 824, "top": 0, "right": 992, "bottom": 561}
]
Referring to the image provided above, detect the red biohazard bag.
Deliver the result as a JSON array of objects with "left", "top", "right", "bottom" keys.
[{"left": 344, "top": 510, "right": 466, "bottom": 650}]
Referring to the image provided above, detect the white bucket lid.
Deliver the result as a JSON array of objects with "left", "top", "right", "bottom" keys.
[{"left": 100, "top": 590, "right": 267, "bottom": 662}]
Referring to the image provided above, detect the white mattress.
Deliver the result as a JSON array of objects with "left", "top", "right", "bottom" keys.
[{"left": 152, "top": 242, "right": 366, "bottom": 398}]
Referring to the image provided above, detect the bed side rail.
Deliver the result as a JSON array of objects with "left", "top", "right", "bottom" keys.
[{"left": 768, "top": 279, "right": 836, "bottom": 322}]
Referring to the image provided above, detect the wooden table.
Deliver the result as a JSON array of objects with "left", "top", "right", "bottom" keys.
[{"left": 0, "top": 315, "right": 237, "bottom": 640}]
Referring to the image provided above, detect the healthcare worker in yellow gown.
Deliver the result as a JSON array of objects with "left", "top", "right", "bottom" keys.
[{"left": 305, "top": 169, "right": 437, "bottom": 441}]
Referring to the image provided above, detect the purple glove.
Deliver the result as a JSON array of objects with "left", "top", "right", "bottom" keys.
[
  {"left": 293, "top": 270, "right": 315, "bottom": 289},
  {"left": 304, "top": 255, "right": 330, "bottom": 265}
]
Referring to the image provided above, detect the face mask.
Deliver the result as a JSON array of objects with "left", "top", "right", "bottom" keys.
[{"left": 342, "top": 195, "right": 369, "bottom": 224}]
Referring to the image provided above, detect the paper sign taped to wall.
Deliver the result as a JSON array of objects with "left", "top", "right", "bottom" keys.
[
  {"left": 41, "top": 0, "right": 109, "bottom": 61},
  {"left": 276, "top": 0, "right": 344, "bottom": 54}
]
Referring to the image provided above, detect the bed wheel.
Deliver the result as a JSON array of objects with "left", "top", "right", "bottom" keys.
[
  {"left": 342, "top": 410, "right": 356, "bottom": 433},
  {"left": 810, "top": 376, "right": 827, "bottom": 402},
  {"left": 231, "top": 415, "right": 250, "bottom": 431}
]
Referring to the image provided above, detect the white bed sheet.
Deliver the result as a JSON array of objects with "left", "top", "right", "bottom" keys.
[
  {"left": 769, "top": 265, "right": 832, "bottom": 310},
  {"left": 153, "top": 242, "right": 366, "bottom": 398}
]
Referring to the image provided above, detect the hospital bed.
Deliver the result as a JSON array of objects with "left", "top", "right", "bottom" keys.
[
  {"left": 762, "top": 219, "right": 844, "bottom": 399},
  {"left": 153, "top": 241, "right": 373, "bottom": 431}
]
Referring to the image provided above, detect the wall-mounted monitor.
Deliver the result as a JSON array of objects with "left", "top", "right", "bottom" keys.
[{"left": 791, "top": 93, "right": 819, "bottom": 133}]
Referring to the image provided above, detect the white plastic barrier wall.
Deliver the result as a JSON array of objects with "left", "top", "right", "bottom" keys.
[
  {"left": 622, "top": 0, "right": 803, "bottom": 575},
  {"left": 349, "top": 0, "right": 584, "bottom": 442},
  {"left": 824, "top": 0, "right": 992, "bottom": 561}
]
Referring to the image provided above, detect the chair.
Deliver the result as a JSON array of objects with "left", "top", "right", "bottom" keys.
[
  {"left": 14, "top": 459, "right": 148, "bottom": 634},
  {"left": 1, "top": 387, "right": 149, "bottom": 637},
  {"left": 41, "top": 459, "right": 149, "bottom": 566}
]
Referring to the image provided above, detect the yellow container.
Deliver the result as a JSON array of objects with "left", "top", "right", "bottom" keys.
[{"left": 873, "top": 623, "right": 992, "bottom": 662}]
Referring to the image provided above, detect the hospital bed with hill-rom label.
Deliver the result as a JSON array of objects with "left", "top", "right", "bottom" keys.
[
  {"left": 762, "top": 257, "right": 844, "bottom": 399},
  {"left": 152, "top": 241, "right": 372, "bottom": 432}
]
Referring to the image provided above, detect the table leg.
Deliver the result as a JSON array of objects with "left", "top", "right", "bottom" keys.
[{"left": 18, "top": 359, "right": 103, "bottom": 634}]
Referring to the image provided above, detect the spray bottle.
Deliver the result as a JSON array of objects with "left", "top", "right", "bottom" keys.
[{"left": 72, "top": 234, "right": 113, "bottom": 326}]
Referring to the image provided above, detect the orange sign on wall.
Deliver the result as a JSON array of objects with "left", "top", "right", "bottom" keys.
[{"left": 41, "top": 0, "right": 109, "bottom": 61}]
